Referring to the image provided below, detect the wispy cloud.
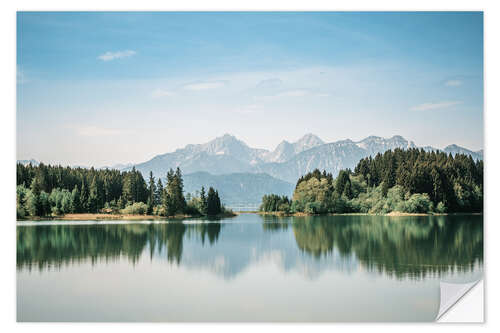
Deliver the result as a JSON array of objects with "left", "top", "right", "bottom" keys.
[
  {"left": 254, "top": 89, "right": 312, "bottom": 101},
  {"left": 77, "top": 126, "right": 127, "bottom": 137},
  {"left": 98, "top": 50, "right": 136, "bottom": 61},
  {"left": 182, "top": 80, "right": 227, "bottom": 91},
  {"left": 276, "top": 89, "right": 310, "bottom": 97},
  {"left": 410, "top": 101, "right": 462, "bottom": 111},
  {"left": 233, "top": 104, "right": 261, "bottom": 115},
  {"left": 151, "top": 89, "right": 176, "bottom": 98},
  {"left": 445, "top": 80, "right": 463, "bottom": 87},
  {"left": 256, "top": 78, "right": 283, "bottom": 90}
]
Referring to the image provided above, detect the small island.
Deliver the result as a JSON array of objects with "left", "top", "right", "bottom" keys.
[
  {"left": 259, "top": 148, "right": 483, "bottom": 216},
  {"left": 16, "top": 164, "right": 235, "bottom": 220}
]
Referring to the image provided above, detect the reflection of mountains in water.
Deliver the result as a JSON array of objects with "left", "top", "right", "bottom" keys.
[
  {"left": 17, "top": 214, "right": 483, "bottom": 280},
  {"left": 164, "top": 217, "right": 359, "bottom": 280}
]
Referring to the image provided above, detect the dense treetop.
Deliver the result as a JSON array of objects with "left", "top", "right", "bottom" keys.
[
  {"left": 261, "top": 149, "right": 483, "bottom": 214},
  {"left": 16, "top": 163, "right": 228, "bottom": 218}
]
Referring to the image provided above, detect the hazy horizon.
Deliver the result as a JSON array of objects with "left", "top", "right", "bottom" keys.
[
  {"left": 17, "top": 12, "right": 483, "bottom": 167},
  {"left": 17, "top": 132, "right": 484, "bottom": 168}
]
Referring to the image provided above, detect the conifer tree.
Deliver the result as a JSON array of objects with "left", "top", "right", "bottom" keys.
[
  {"left": 155, "top": 178, "right": 163, "bottom": 206},
  {"left": 206, "top": 187, "right": 221, "bottom": 216},
  {"left": 27, "top": 177, "right": 42, "bottom": 216},
  {"left": 174, "top": 167, "right": 186, "bottom": 213},
  {"left": 71, "top": 185, "right": 81, "bottom": 213},
  {"left": 88, "top": 176, "right": 99, "bottom": 213},
  {"left": 200, "top": 186, "right": 207, "bottom": 215},
  {"left": 80, "top": 179, "right": 89, "bottom": 212},
  {"left": 147, "top": 171, "right": 156, "bottom": 214},
  {"left": 215, "top": 190, "right": 221, "bottom": 213}
]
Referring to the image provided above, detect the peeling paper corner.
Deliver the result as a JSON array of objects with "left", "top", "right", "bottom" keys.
[{"left": 436, "top": 280, "right": 482, "bottom": 321}]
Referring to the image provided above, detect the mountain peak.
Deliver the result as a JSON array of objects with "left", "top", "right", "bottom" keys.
[
  {"left": 211, "top": 133, "right": 239, "bottom": 144},
  {"left": 265, "top": 134, "right": 324, "bottom": 163},
  {"left": 358, "top": 135, "right": 410, "bottom": 143},
  {"left": 296, "top": 133, "right": 324, "bottom": 145},
  {"left": 361, "top": 135, "right": 383, "bottom": 141},
  {"left": 221, "top": 133, "right": 236, "bottom": 139},
  {"left": 355, "top": 135, "right": 415, "bottom": 154},
  {"left": 295, "top": 133, "right": 324, "bottom": 150}
]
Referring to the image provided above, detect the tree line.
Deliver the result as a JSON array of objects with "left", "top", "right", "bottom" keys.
[
  {"left": 16, "top": 163, "right": 228, "bottom": 218},
  {"left": 260, "top": 148, "right": 483, "bottom": 214}
]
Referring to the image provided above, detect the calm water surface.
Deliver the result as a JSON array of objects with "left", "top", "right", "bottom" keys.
[{"left": 17, "top": 214, "right": 483, "bottom": 322}]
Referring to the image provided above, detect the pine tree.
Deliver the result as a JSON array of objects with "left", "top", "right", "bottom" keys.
[
  {"left": 27, "top": 177, "right": 42, "bottom": 216},
  {"left": 215, "top": 190, "right": 221, "bottom": 214},
  {"left": 80, "top": 179, "right": 89, "bottom": 212},
  {"left": 200, "top": 186, "right": 207, "bottom": 215},
  {"left": 174, "top": 167, "right": 186, "bottom": 213},
  {"left": 147, "top": 197, "right": 153, "bottom": 215},
  {"left": 155, "top": 178, "right": 163, "bottom": 206},
  {"left": 206, "top": 187, "right": 221, "bottom": 216},
  {"left": 71, "top": 185, "right": 81, "bottom": 213},
  {"left": 163, "top": 189, "right": 176, "bottom": 216},
  {"left": 122, "top": 168, "right": 135, "bottom": 203},
  {"left": 88, "top": 176, "right": 99, "bottom": 213},
  {"left": 147, "top": 171, "right": 156, "bottom": 214},
  {"left": 164, "top": 168, "right": 186, "bottom": 215}
]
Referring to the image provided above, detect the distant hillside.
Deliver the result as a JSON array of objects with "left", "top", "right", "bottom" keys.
[{"left": 183, "top": 172, "right": 294, "bottom": 208}]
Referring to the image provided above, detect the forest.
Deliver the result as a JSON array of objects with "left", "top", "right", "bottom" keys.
[
  {"left": 260, "top": 148, "right": 483, "bottom": 214},
  {"left": 16, "top": 163, "right": 230, "bottom": 219}
]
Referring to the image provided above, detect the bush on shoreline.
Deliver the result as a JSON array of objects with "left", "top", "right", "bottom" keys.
[{"left": 121, "top": 202, "right": 149, "bottom": 215}]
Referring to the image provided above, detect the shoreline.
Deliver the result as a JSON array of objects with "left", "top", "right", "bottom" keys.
[
  {"left": 16, "top": 211, "right": 482, "bottom": 222},
  {"left": 18, "top": 212, "right": 237, "bottom": 222},
  {"left": 257, "top": 211, "right": 483, "bottom": 217}
]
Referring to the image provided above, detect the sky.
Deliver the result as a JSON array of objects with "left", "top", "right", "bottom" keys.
[{"left": 17, "top": 12, "right": 483, "bottom": 167}]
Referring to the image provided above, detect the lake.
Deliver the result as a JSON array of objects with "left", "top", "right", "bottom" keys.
[{"left": 17, "top": 214, "right": 483, "bottom": 322}]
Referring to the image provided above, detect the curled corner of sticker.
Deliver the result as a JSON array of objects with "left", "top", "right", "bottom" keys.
[{"left": 436, "top": 280, "right": 481, "bottom": 321}]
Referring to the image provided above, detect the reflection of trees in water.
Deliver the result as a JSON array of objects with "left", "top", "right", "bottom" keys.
[
  {"left": 17, "top": 222, "right": 221, "bottom": 272},
  {"left": 291, "top": 215, "right": 483, "bottom": 279},
  {"left": 260, "top": 215, "right": 290, "bottom": 233},
  {"left": 18, "top": 216, "right": 483, "bottom": 280}
]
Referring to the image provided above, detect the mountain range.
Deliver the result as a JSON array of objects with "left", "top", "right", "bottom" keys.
[
  {"left": 127, "top": 133, "right": 482, "bottom": 182},
  {"left": 19, "top": 134, "right": 483, "bottom": 208}
]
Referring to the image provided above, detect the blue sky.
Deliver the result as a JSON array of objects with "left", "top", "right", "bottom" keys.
[{"left": 17, "top": 12, "right": 483, "bottom": 167}]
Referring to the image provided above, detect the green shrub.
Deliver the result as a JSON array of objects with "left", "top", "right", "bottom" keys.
[
  {"left": 185, "top": 202, "right": 201, "bottom": 215},
  {"left": 153, "top": 205, "right": 166, "bottom": 216},
  {"left": 436, "top": 201, "right": 447, "bottom": 213},
  {"left": 121, "top": 202, "right": 149, "bottom": 215},
  {"left": 278, "top": 202, "right": 290, "bottom": 213},
  {"left": 290, "top": 200, "right": 305, "bottom": 213},
  {"left": 400, "top": 193, "right": 433, "bottom": 213}
]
